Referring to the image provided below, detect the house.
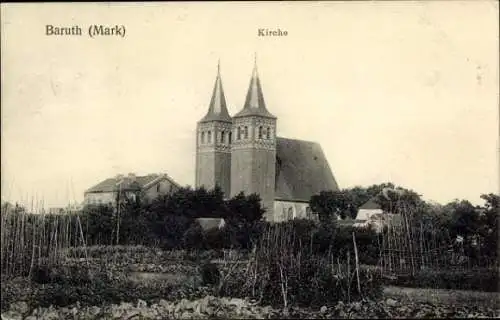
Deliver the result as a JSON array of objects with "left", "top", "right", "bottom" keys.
[
  {"left": 356, "top": 198, "right": 384, "bottom": 221},
  {"left": 196, "top": 217, "right": 226, "bottom": 231},
  {"left": 84, "top": 173, "right": 180, "bottom": 206},
  {"left": 195, "top": 59, "right": 339, "bottom": 222},
  {"left": 354, "top": 197, "right": 402, "bottom": 232}
]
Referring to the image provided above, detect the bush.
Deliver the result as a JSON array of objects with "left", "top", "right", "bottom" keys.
[
  {"left": 219, "top": 223, "right": 383, "bottom": 309},
  {"left": 201, "top": 262, "right": 220, "bottom": 286},
  {"left": 182, "top": 222, "right": 205, "bottom": 250},
  {"left": 389, "top": 268, "right": 499, "bottom": 292}
]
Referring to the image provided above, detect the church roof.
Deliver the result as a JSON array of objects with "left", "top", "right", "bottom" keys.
[
  {"left": 85, "top": 173, "right": 180, "bottom": 193},
  {"left": 275, "top": 137, "right": 339, "bottom": 202},
  {"left": 199, "top": 61, "right": 232, "bottom": 123},
  {"left": 233, "top": 59, "right": 276, "bottom": 119}
]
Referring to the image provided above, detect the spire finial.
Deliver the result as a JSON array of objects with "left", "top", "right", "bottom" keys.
[
  {"left": 217, "top": 58, "right": 221, "bottom": 74},
  {"left": 254, "top": 52, "right": 257, "bottom": 70}
]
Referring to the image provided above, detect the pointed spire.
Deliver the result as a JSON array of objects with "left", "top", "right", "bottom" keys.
[
  {"left": 199, "top": 60, "right": 232, "bottom": 123},
  {"left": 234, "top": 54, "right": 276, "bottom": 119}
]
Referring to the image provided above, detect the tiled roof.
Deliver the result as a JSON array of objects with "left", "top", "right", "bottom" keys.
[
  {"left": 359, "top": 198, "right": 382, "bottom": 210},
  {"left": 85, "top": 174, "right": 179, "bottom": 193},
  {"left": 233, "top": 62, "right": 276, "bottom": 119},
  {"left": 275, "top": 137, "right": 339, "bottom": 202},
  {"left": 199, "top": 62, "right": 232, "bottom": 123}
]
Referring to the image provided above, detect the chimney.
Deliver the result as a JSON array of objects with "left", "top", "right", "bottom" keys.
[{"left": 128, "top": 173, "right": 136, "bottom": 181}]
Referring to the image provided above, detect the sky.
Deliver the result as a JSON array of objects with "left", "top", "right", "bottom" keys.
[{"left": 1, "top": 1, "right": 499, "bottom": 209}]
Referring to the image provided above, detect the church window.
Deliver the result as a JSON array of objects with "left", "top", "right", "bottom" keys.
[
  {"left": 221, "top": 131, "right": 225, "bottom": 143},
  {"left": 201, "top": 132, "right": 205, "bottom": 144},
  {"left": 207, "top": 131, "right": 212, "bottom": 143},
  {"left": 266, "top": 127, "right": 271, "bottom": 139},
  {"left": 244, "top": 126, "right": 248, "bottom": 139},
  {"left": 258, "top": 126, "right": 263, "bottom": 139},
  {"left": 306, "top": 206, "right": 312, "bottom": 219},
  {"left": 237, "top": 127, "right": 241, "bottom": 140},
  {"left": 287, "top": 207, "right": 294, "bottom": 220},
  {"left": 228, "top": 131, "right": 232, "bottom": 144},
  {"left": 156, "top": 184, "right": 160, "bottom": 193}
]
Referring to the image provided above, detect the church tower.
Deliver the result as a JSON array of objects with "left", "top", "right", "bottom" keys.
[
  {"left": 195, "top": 61, "right": 232, "bottom": 197},
  {"left": 231, "top": 58, "right": 277, "bottom": 219}
]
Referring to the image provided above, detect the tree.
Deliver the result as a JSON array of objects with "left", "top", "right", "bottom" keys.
[
  {"left": 225, "top": 192, "right": 265, "bottom": 224},
  {"left": 182, "top": 221, "right": 206, "bottom": 250},
  {"left": 81, "top": 204, "right": 116, "bottom": 245},
  {"left": 309, "top": 190, "right": 350, "bottom": 222},
  {"left": 479, "top": 193, "right": 499, "bottom": 261},
  {"left": 448, "top": 200, "right": 480, "bottom": 239},
  {"left": 375, "top": 186, "right": 423, "bottom": 213}
]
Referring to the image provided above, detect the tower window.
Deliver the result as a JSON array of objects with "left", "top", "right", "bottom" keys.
[
  {"left": 156, "top": 184, "right": 160, "bottom": 193},
  {"left": 228, "top": 131, "right": 232, "bottom": 144},
  {"left": 201, "top": 132, "right": 205, "bottom": 144},
  {"left": 237, "top": 127, "right": 241, "bottom": 140},
  {"left": 244, "top": 126, "right": 248, "bottom": 139},
  {"left": 266, "top": 127, "right": 271, "bottom": 139},
  {"left": 258, "top": 126, "right": 263, "bottom": 139},
  {"left": 207, "top": 131, "right": 212, "bottom": 143},
  {"left": 221, "top": 131, "right": 225, "bottom": 143}
]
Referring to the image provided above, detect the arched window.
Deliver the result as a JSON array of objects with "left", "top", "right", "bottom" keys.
[
  {"left": 156, "top": 184, "right": 160, "bottom": 193},
  {"left": 237, "top": 127, "right": 241, "bottom": 140},
  {"left": 287, "top": 207, "right": 294, "bottom": 220},
  {"left": 221, "top": 131, "right": 226, "bottom": 143},
  {"left": 207, "top": 131, "right": 212, "bottom": 143},
  {"left": 258, "top": 126, "right": 263, "bottom": 139},
  {"left": 266, "top": 127, "right": 271, "bottom": 139},
  {"left": 228, "top": 131, "right": 232, "bottom": 144},
  {"left": 244, "top": 126, "right": 249, "bottom": 139},
  {"left": 201, "top": 132, "right": 205, "bottom": 144}
]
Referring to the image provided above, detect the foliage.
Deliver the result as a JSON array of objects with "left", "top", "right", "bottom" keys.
[
  {"left": 389, "top": 268, "right": 499, "bottom": 292},
  {"left": 310, "top": 190, "right": 349, "bottom": 221},
  {"left": 219, "top": 222, "right": 383, "bottom": 309},
  {"left": 80, "top": 204, "right": 116, "bottom": 246},
  {"left": 225, "top": 192, "right": 265, "bottom": 224},
  {"left": 200, "top": 262, "right": 220, "bottom": 286},
  {"left": 182, "top": 222, "right": 205, "bottom": 250}
]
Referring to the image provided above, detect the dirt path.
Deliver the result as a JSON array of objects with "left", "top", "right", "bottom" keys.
[{"left": 383, "top": 286, "right": 500, "bottom": 309}]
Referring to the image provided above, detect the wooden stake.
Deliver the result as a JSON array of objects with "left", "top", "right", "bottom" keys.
[{"left": 352, "top": 232, "right": 361, "bottom": 295}]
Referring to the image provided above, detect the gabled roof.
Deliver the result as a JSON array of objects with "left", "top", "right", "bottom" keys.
[
  {"left": 199, "top": 61, "right": 232, "bottom": 123},
  {"left": 359, "top": 198, "right": 381, "bottom": 210},
  {"left": 275, "top": 137, "right": 339, "bottom": 202},
  {"left": 233, "top": 60, "right": 276, "bottom": 119},
  {"left": 85, "top": 173, "right": 180, "bottom": 193}
]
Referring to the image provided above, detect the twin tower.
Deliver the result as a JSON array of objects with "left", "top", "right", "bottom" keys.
[{"left": 195, "top": 59, "right": 277, "bottom": 216}]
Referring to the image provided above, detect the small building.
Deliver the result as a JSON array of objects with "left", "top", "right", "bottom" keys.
[
  {"left": 84, "top": 173, "right": 180, "bottom": 206},
  {"left": 196, "top": 217, "right": 226, "bottom": 231},
  {"left": 355, "top": 197, "right": 403, "bottom": 232},
  {"left": 356, "top": 198, "right": 384, "bottom": 221},
  {"left": 354, "top": 198, "right": 386, "bottom": 232}
]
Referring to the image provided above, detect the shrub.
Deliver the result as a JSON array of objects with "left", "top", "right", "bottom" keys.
[
  {"left": 182, "top": 222, "right": 205, "bottom": 250},
  {"left": 219, "top": 223, "right": 383, "bottom": 309},
  {"left": 389, "top": 268, "right": 499, "bottom": 292},
  {"left": 201, "top": 262, "right": 220, "bottom": 286}
]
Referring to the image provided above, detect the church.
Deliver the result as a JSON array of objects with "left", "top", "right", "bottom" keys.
[{"left": 196, "top": 59, "right": 339, "bottom": 222}]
